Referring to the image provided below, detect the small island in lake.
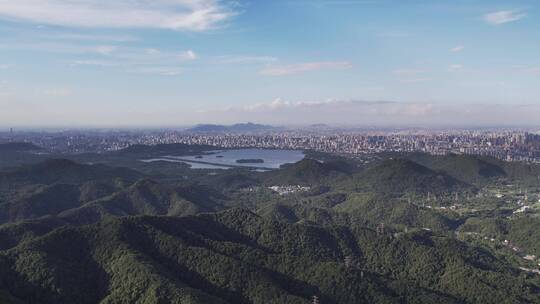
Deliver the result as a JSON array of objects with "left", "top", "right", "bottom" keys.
[{"left": 236, "top": 158, "right": 265, "bottom": 164}]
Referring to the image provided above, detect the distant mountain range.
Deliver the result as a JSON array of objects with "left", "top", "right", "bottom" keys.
[{"left": 187, "top": 122, "right": 278, "bottom": 133}]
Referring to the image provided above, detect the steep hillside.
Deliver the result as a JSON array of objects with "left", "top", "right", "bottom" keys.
[
  {"left": 0, "top": 210, "right": 538, "bottom": 304},
  {"left": 0, "top": 159, "right": 142, "bottom": 187}
]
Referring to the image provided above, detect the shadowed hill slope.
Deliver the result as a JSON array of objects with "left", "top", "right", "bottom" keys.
[{"left": 0, "top": 159, "right": 142, "bottom": 187}]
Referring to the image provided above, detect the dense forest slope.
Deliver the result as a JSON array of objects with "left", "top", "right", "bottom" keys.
[{"left": 0, "top": 209, "right": 538, "bottom": 304}]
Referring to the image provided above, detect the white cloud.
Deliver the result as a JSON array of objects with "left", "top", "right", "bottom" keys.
[
  {"left": 178, "top": 50, "right": 198, "bottom": 61},
  {"left": 197, "top": 99, "right": 540, "bottom": 126},
  {"left": 450, "top": 45, "right": 465, "bottom": 53},
  {"left": 200, "top": 99, "right": 440, "bottom": 125},
  {"left": 448, "top": 64, "right": 463, "bottom": 72},
  {"left": 484, "top": 10, "right": 526, "bottom": 25},
  {"left": 240, "top": 98, "right": 342, "bottom": 112},
  {"left": 260, "top": 61, "right": 353, "bottom": 76},
  {"left": 0, "top": 0, "right": 235, "bottom": 31}
]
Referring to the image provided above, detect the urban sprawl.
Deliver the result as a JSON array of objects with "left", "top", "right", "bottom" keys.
[{"left": 2, "top": 128, "right": 540, "bottom": 163}]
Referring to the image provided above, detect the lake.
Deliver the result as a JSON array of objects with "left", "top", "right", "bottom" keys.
[
  {"left": 140, "top": 158, "right": 232, "bottom": 169},
  {"left": 142, "top": 149, "right": 305, "bottom": 170}
]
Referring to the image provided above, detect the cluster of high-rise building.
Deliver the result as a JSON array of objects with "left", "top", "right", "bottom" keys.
[{"left": 2, "top": 128, "right": 540, "bottom": 163}]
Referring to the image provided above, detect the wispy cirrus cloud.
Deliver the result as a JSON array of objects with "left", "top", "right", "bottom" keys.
[
  {"left": 62, "top": 45, "right": 198, "bottom": 76},
  {"left": 0, "top": 41, "right": 199, "bottom": 74},
  {"left": 0, "top": 0, "right": 236, "bottom": 31},
  {"left": 484, "top": 10, "right": 526, "bottom": 25},
  {"left": 0, "top": 42, "right": 125, "bottom": 55},
  {"left": 260, "top": 61, "right": 353, "bottom": 76}
]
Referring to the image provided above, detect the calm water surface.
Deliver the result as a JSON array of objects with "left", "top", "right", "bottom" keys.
[{"left": 142, "top": 149, "right": 304, "bottom": 169}]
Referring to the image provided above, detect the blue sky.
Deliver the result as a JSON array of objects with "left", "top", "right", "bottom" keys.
[{"left": 0, "top": 0, "right": 539, "bottom": 126}]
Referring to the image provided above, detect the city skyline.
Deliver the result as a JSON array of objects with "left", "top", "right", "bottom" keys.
[{"left": 1, "top": 0, "right": 539, "bottom": 126}]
